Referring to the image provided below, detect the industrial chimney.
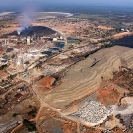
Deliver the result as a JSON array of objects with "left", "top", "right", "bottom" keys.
[{"left": 27, "top": 36, "right": 31, "bottom": 45}]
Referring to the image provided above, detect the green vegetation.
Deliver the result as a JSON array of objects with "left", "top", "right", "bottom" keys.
[
  {"left": 84, "top": 49, "right": 100, "bottom": 58},
  {"left": 23, "top": 119, "right": 37, "bottom": 132},
  {"left": 24, "top": 61, "right": 30, "bottom": 65},
  {"left": 68, "top": 45, "right": 74, "bottom": 49},
  {"left": 47, "top": 52, "right": 58, "bottom": 58},
  {"left": 11, "top": 54, "right": 15, "bottom": 59},
  {"left": 1, "top": 82, "right": 9, "bottom": 87},
  {"left": 28, "top": 107, "right": 37, "bottom": 118},
  {"left": 0, "top": 64, "right": 8, "bottom": 70},
  {"left": 12, "top": 113, "right": 18, "bottom": 117},
  {"left": 8, "top": 74, "right": 17, "bottom": 80},
  {"left": 101, "top": 43, "right": 115, "bottom": 49},
  {"left": 74, "top": 13, "right": 110, "bottom": 21},
  {"left": 29, "top": 105, "right": 32, "bottom": 108}
]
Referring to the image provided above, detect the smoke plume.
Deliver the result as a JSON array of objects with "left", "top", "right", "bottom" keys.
[{"left": 17, "top": 3, "right": 38, "bottom": 35}]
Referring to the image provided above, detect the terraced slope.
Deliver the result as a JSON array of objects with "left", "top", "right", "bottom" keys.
[
  {"left": 42, "top": 46, "right": 130, "bottom": 109},
  {"left": 122, "top": 49, "right": 133, "bottom": 68}
]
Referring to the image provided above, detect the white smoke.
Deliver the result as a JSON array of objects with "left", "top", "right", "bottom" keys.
[
  {"left": 17, "top": 27, "right": 25, "bottom": 35},
  {"left": 17, "top": 3, "right": 37, "bottom": 35}
]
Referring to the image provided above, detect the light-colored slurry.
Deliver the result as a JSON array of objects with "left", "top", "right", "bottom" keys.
[
  {"left": 114, "top": 97, "right": 133, "bottom": 116},
  {"left": 69, "top": 101, "right": 113, "bottom": 126}
]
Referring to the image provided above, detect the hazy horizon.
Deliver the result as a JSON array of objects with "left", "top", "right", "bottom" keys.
[
  {"left": 1, "top": 0, "right": 133, "bottom": 12},
  {"left": 0, "top": 0, "right": 133, "bottom": 9}
]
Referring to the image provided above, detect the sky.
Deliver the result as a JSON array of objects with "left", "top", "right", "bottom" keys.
[{"left": 0, "top": 0, "right": 133, "bottom": 11}]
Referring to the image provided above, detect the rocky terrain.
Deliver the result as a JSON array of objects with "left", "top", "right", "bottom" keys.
[{"left": 42, "top": 46, "right": 131, "bottom": 109}]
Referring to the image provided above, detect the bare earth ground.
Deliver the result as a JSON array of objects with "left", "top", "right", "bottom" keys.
[
  {"left": 1, "top": 16, "right": 133, "bottom": 132},
  {"left": 33, "top": 46, "right": 131, "bottom": 109},
  {"left": 97, "top": 25, "right": 114, "bottom": 30},
  {"left": 36, "top": 107, "right": 78, "bottom": 133},
  {"left": 96, "top": 87, "right": 120, "bottom": 106},
  {"left": 108, "top": 32, "right": 133, "bottom": 39}
]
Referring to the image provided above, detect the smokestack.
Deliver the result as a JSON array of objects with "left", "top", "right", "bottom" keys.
[
  {"left": 17, "top": 27, "right": 25, "bottom": 35},
  {"left": 27, "top": 36, "right": 31, "bottom": 45},
  {"left": 5, "top": 39, "right": 7, "bottom": 45}
]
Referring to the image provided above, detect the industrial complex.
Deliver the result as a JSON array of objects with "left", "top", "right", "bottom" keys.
[{"left": 0, "top": 9, "right": 133, "bottom": 133}]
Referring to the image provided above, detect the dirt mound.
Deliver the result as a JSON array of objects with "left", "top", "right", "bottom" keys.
[
  {"left": 96, "top": 87, "right": 120, "bottom": 106},
  {"left": 36, "top": 76, "right": 55, "bottom": 88}
]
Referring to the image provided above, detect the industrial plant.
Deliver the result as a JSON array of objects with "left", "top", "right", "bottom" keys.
[{"left": 1, "top": 5, "right": 133, "bottom": 133}]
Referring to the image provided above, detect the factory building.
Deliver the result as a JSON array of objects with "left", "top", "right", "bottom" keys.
[{"left": 27, "top": 36, "right": 31, "bottom": 45}]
